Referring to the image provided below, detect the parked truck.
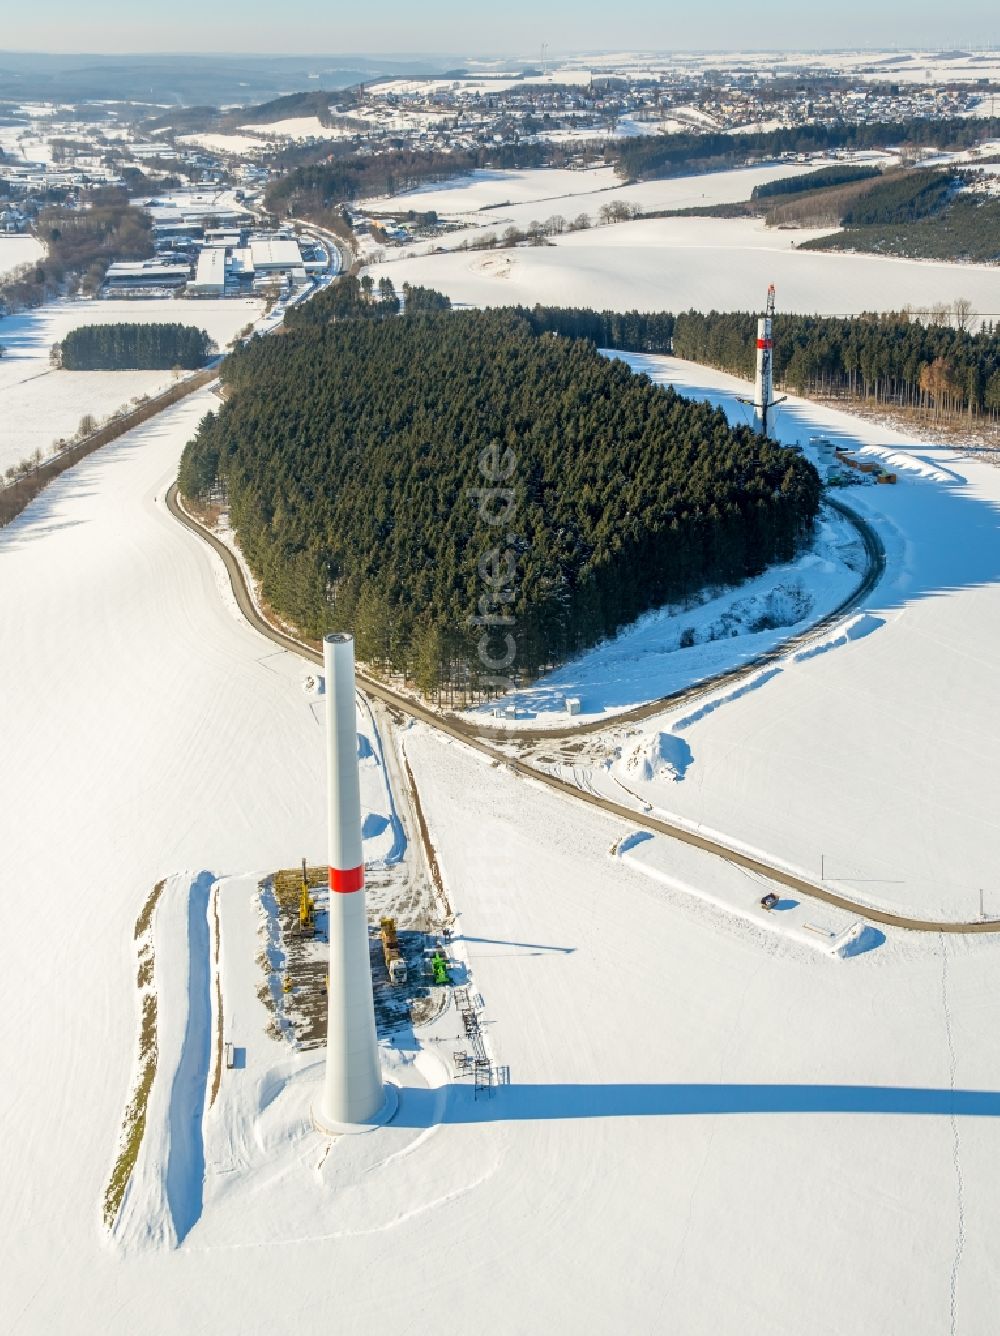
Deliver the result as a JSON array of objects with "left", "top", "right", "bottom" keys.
[{"left": 379, "top": 917, "right": 407, "bottom": 985}]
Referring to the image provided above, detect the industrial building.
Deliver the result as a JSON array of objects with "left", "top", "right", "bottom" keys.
[
  {"left": 249, "top": 238, "right": 303, "bottom": 272},
  {"left": 187, "top": 247, "right": 226, "bottom": 296},
  {"left": 181, "top": 232, "right": 325, "bottom": 298},
  {"left": 101, "top": 183, "right": 327, "bottom": 297},
  {"left": 104, "top": 259, "right": 191, "bottom": 291}
]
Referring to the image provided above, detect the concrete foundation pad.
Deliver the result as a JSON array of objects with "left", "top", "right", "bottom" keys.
[{"left": 312, "top": 1081, "right": 400, "bottom": 1136}]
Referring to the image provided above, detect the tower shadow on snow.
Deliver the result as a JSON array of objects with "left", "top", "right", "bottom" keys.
[{"left": 389, "top": 1081, "right": 1000, "bottom": 1128}]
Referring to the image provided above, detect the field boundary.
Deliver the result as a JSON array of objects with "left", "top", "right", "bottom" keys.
[
  {"left": 0, "top": 366, "right": 217, "bottom": 529},
  {"left": 103, "top": 878, "right": 165, "bottom": 1231}
]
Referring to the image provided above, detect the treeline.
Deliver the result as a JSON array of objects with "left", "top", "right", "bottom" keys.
[
  {"left": 513, "top": 304, "right": 676, "bottom": 353},
  {"left": 179, "top": 310, "right": 819, "bottom": 696},
  {"left": 57, "top": 322, "right": 215, "bottom": 370},
  {"left": 610, "top": 117, "right": 1000, "bottom": 182},
  {"left": 1, "top": 366, "right": 217, "bottom": 528},
  {"left": 0, "top": 188, "right": 153, "bottom": 311},
  {"left": 284, "top": 273, "right": 450, "bottom": 328},
  {"left": 839, "top": 168, "right": 952, "bottom": 226},
  {"left": 288, "top": 286, "right": 673, "bottom": 354},
  {"left": 751, "top": 163, "right": 881, "bottom": 200},
  {"left": 671, "top": 310, "right": 1000, "bottom": 418},
  {"left": 237, "top": 89, "right": 341, "bottom": 128},
  {"left": 683, "top": 161, "right": 999, "bottom": 264},
  {"left": 802, "top": 174, "right": 1000, "bottom": 263},
  {"left": 265, "top": 141, "right": 595, "bottom": 225},
  {"left": 508, "top": 301, "right": 1000, "bottom": 419}
]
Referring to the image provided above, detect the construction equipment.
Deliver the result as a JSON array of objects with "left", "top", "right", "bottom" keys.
[
  {"left": 834, "top": 448, "right": 896, "bottom": 484},
  {"left": 431, "top": 950, "right": 451, "bottom": 986},
  {"left": 379, "top": 917, "right": 407, "bottom": 985},
  {"left": 298, "top": 857, "right": 315, "bottom": 935}
]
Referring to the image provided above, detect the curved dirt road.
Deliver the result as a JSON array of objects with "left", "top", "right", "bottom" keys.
[{"left": 166, "top": 483, "right": 998, "bottom": 935}]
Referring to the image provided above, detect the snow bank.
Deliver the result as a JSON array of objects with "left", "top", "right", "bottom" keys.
[
  {"left": 615, "top": 834, "right": 881, "bottom": 959},
  {"left": 794, "top": 612, "right": 885, "bottom": 662},
  {"left": 618, "top": 731, "right": 693, "bottom": 783},
  {"left": 112, "top": 871, "right": 214, "bottom": 1254},
  {"left": 465, "top": 504, "right": 859, "bottom": 728}
]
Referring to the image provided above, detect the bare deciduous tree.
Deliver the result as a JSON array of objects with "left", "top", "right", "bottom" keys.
[{"left": 952, "top": 297, "right": 975, "bottom": 333}]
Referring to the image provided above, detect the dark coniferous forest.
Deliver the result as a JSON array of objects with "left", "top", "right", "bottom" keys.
[
  {"left": 610, "top": 118, "right": 1000, "bottom": 183},
  {"left": 511, "top": 303, "right": 1000, "bottom": 418},
  {"left": 671, "top": 310, "right": 1000, "bottom": 416},
  {"left": 179, "top": 310, "right": 819, "bottom": 695},
  {"left": 59, "top": 322, "right": 215, "bottom": 370}
]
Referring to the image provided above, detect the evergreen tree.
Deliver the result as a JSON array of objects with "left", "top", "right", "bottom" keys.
[{"left": 179, "top": 310, "right": 820, "bottom": 691}]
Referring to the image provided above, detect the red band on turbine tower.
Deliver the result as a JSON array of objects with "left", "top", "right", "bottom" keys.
[
  {"left": 757, "top": 338, "right": 772, "bottom": 349},
  {"left": 329, "top": 865, "right": 365, "bottom": 894}
]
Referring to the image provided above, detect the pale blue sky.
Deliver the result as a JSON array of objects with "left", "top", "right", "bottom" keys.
[{"left": 3, "top": 1, "right": 998, "bottom": 57}]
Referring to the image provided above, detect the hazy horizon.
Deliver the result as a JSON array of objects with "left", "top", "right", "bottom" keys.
[
  {"left": 1, "top": 0, "right": 997, "bottom": 60},
  {"left": 3, "top": 44, "right": 1000, "bottom": 57}
]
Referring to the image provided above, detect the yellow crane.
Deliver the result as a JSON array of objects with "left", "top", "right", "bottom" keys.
[{"left": 299, "top": 856, "right": 315, "bottom": 934}]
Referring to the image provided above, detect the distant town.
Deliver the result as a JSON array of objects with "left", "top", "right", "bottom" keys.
[{"left": 2, "top": 49, "right": 997, "bottom": 303}]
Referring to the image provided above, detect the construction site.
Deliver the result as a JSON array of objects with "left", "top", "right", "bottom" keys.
[{"left": 261, "top": 861, "right": 456, "bottom": 1047}]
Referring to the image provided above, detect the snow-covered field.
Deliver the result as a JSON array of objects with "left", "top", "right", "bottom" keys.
[
  {"left": 0, "top": 296, "right": 263, "bottom": 475},
  {"left": 0, "top": 234, "right": 44, "bottom": 278},
  {"left": 465, "top": 501, "right": 863, "bottom": 727},
  {"left": 363, "top": 156, "right": 1000, "bottom": 322},
  {"left": 373, "top": 69, "right": 591, "bottom": 99},
  {"left": 0, "top": 122, "right": 54, "bottom": 164},
  {"left": 0, "top": 391, "right": 392, "bottom": 1323},
  {"left": 364, "top": 159, "right": 873, "bottom": 247},
  {"left": 370, "top": 164, "right": 620, "bottom": 212},
  {"left": 534, "top": 354, "right": 1000, "bottom": 925},
  {"left": 3, "top": 328, "right": 1000, "bottom": 1330},
  {"left": 565, "top": 47, "right": 1000, "bottom": 87},
  {"left": 366, "top": 212, "right": 1000, "bottom": 318},
  {"left": 396, "top": 726, "right": 1000, "bottom": 1335},
  {"left": 240, "top": 114, "right": 354, "bottom": 140},
  {"left": 176, "top": 131, "right": 269, "bottom": 155},
  {"left": 179, "top": 118, "right": 358, "bottom": 152}
]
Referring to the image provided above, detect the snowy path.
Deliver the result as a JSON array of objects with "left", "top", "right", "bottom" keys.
[
  {"left": 166, "top": 483, "right": 1000, "bottom": 933},
  {"left": 565, "top": 356, "right": 1000, "bottom": 923}
]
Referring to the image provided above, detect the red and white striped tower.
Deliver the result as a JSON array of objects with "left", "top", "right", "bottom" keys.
[
  {"left": 318, "top": 633, "right": 384, "bottom": 1129},
  {"left": 754, "top": 283, "right": 777, "bottom": 439}
]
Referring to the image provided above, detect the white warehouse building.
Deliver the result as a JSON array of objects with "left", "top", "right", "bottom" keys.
[
  {"left": 249, "top": 238, "right": 304, "bottom": 272},
  {"left": 187, "top": 247, "right": 226, "bottom": 296}
]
